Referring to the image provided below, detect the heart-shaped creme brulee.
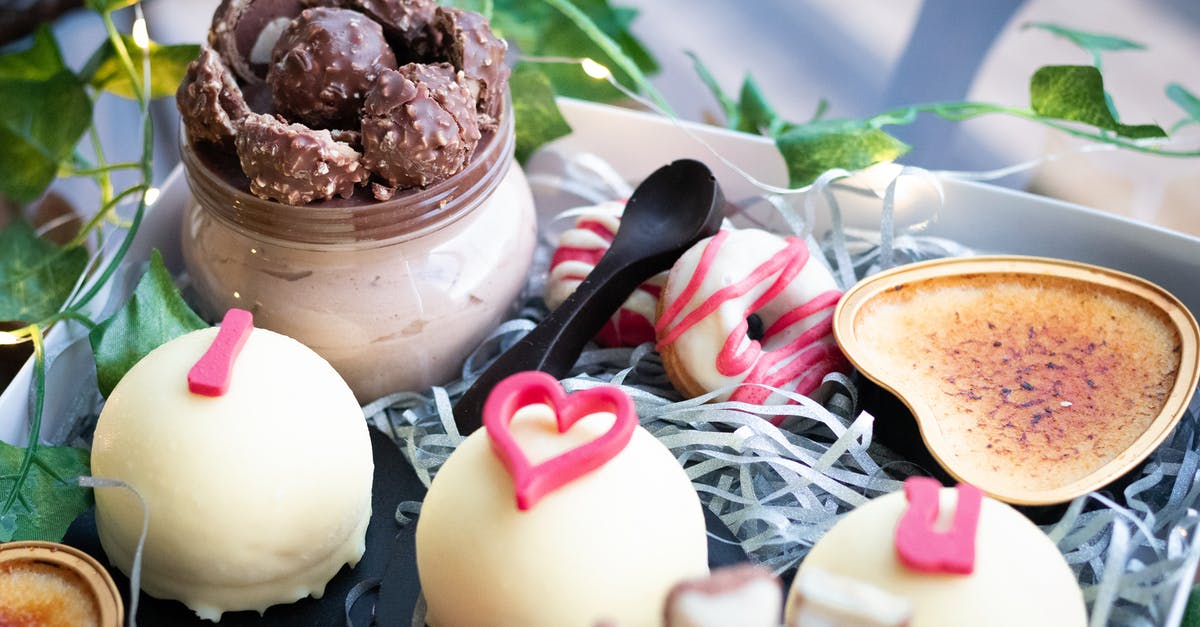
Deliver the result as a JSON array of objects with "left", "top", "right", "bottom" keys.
[{"left": 835, "top": 256, "right": 1200, "bottom": 506}]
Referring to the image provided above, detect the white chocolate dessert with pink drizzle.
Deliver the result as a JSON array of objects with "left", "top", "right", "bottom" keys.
[
  {"left": 656, "top": 228, "right": 849, "bottom": 416},
  {"left": 416, "top": 372, "right": 708, "bottom": 626},
  {"left": 785, "top": 479, "right": 1086, "bottom": 626},
  {"left": 546, "top": 200, "right": 664, "bottom": 347},
  {"left": 91, "top": 310, "right": 373, "bottom": 621}
]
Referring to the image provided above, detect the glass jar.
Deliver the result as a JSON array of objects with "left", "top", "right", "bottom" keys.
[{"left": 180, "top": 102, "right": 536, "bottom": 402}]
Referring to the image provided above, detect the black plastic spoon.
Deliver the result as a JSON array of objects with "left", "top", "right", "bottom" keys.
[{"left": 452, "top": 158, "right": 726, "bottom": 433}]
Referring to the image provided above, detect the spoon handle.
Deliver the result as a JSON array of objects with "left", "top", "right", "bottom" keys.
[
  {"left": 453, "top": 250, "right": 657, "bottom": 433},
  {"left": 452, "top": 160, "right": 724, "bottom": 433}
]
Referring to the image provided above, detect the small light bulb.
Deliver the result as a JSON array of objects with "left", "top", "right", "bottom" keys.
[
  {"left": 0, "top": 332, "right": 20, "bottom": 345},
  {"left": 143, "top": 187, "right": 160, "bottom": 206},
  {"left": 132, "top": 17, "right": 150, "bottom": 50},
  {"left": 581, "top": 58, "right": 611, "bottom": 81}
]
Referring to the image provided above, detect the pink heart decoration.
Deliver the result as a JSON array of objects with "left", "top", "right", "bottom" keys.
[{"left": 483, "top": 371, "right": 637, "bottom": 511}]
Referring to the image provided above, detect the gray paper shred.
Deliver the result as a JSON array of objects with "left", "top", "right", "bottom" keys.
[{"left": 363, "top": 167, "right": 1200, "bottom": 626}]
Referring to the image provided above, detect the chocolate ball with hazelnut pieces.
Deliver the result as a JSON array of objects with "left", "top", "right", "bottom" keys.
[
  {"left": 208, "top": 0, "right": 307, "bottom": 84},
  {"left": 177, "top": 45, "right": 252, "bottom": 145},
  {"left": 235, "top": 112, "right": 370, "bottom": 205},
  {"left": 308, "top": 0, "right": 440, "bottom": 60},
  {"left": 361, "top": 62, "right": 481, "bottom": 188},
  {"left": 267, "top": 6, "right": 397, "bottom": 129},
  {"left": 431, "top": 7, "right": 509, "bottom": 130}
]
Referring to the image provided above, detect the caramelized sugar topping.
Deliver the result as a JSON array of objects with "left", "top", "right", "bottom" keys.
[
  {"left": 856, "top": 273, "right": 1181, "bottom": 493},
  {"left": 0, "top": 561, "right": 100, "bottom": 627}
]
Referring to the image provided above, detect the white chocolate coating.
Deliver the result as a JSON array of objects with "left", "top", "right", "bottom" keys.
[
  {"left": 658, "top": 228, "right": 845, "bottom": 404},
  {"left": 786, "top": 487, "right": 1086, "bottom": 627},
  {"left": 91, "top": 327, "right": 373, "bottom": 621},
  {"left": 416, "top": 404, "right": 708, "bottom": 626}
]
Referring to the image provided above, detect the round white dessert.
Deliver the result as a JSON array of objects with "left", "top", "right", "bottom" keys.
[
  {"left": 91, "top": 325, "right": 373, "bottom": 621},
  {"left": 786, "top": 486, "right": 1087, "bottom": 627},
  {"left": 416, "top": 404, "right": 709, "bottom": 626}
]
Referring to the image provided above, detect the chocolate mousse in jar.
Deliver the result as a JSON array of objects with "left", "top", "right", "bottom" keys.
[{"left": 177, "top": 0, "right": 536, "bottom": 401}]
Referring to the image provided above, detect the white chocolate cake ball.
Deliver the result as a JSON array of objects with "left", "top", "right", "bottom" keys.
[
  {"left": 786, "top": 485, "right": 1086, "bottom": 627},
  {"left": 416, "top": 403, "right": 708, "bottom": 627},
  {"left": 91, "top": 324, "right": 373, "bottom": 621}
]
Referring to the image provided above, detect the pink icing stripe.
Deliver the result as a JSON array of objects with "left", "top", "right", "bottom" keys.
[
  {"left": 713, "top": 242, "right": 818, "bottom": 375},
  {"left": 549, "top": 211, "right": 662, "bottom": 349},
  {"left": 575, "top": 218, "right": 616, "bottom": 242},
  {"left": 550, "top": 247, "right": 604, "bottom": 268},
  {"left": 757, "top": 339, "right": 841, "bottom": 392},
  {"left": 658, "top": 232, "right": 847, "bottom": 417},
  {"left": 723, "top": 314, "right": 835, "bottom": 383},
  {"left": 655, "top": 230, "right": 730, "bottom": 337},
  {"left": 598, "top": 309, "right": 656, "bottom": 347},
  {"left": 729, "top": 339, "right": 844, "bottom": 405},
  {"left": 761, "top": 290, "right": 842, "bottom": 342},
  {"left": 730, "top": 355, "right": 847, "bottom": 407},
  {"left": 549, "top": 218, "right": 616, "bottom": 269},
  {"left": 657, "top": 235, "right": 802, "bottom": 348}
]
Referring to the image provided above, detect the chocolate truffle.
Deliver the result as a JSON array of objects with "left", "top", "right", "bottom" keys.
[
  {"left": 311, "top": 0, "right": 439, "bottom": 59},
  {"left": 176, "top": 45, "right": 252, "bottom": 145},
  {"left": 431, "top": 7, "right": 509, "bottom": 129},
  {"left": 208, "top": 0, "right": 307, "bottom": 84},
  {"left": 235, "top": 112, "right": 370, "bottom": 204},
  {"left": 267, "top": 7, "right": 397, "bottom": 128},
  {"left": 361, "top": 62, "right": 480, "bottom": 188}
]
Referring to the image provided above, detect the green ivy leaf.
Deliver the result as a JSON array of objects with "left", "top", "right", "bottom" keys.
[
  {"left": 1167, "top": 83, "right": 1200, "bottom": 130},
  {"left": 0, "top": 34, "right": 92, "bottom": 202},
  {"left": 1030, "top": 65, "right": 1166, "bottom": 139},
  {"left": 776, "top": 120, "right": 910, "bottom": 188},
  {"left": 736, "top": 74, "right": 779, "bottom": 136},
  {"left": 511, "top": 63, "right": 572, "bottom": 163},
  {"left": 0, "top": 25, "right": 66, "bottom": 80},
  {"left": 489, "top": 0, "right": 658, "bottom": 103},
  {"left": 1185, "top": 584, "right": 1200, "bottom": 627},
  {"left": 85, "top": 0, "right": 140, "bottom": 12},
  {"left": 0, "top": 219, "right": 88, "bottom": 323},
  {"left": 85, "top": 35, "right": 200, "bottom": 100},
  {"left": 0, "top": 441, "right": 92, "bottom": 542},
  {"left": 1023, "top": 22, "right": 1145, "bottom": 57},
  {"left": 90, "top": 250, "right": 206, "bottom": 397},
  {"left": 807, "top": 98, "right": 829, "bottom": 124},
  {"left": 686, "top": 51, "right": 738, "bottom": 127}
]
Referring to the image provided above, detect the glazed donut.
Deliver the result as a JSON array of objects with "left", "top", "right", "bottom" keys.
[
  {"left": 655, "top": 228, "right": 849, "bottom": 414},
  {"left": 545, "top": 200, "right": 665, "bottom": 347}
]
